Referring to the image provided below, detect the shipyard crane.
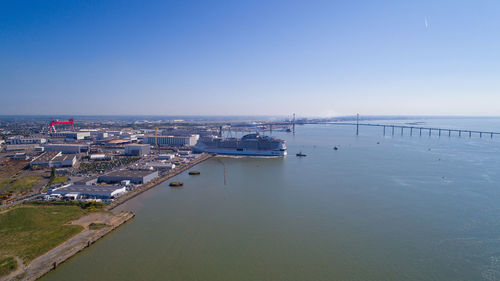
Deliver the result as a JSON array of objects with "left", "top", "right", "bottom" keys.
[
  {"left": 153, "top": 126, "right": 177, "bottom": 154},
  {"left": 217, "top": 124, "right": 234, "bottom": 138},
  {"left": 49, "top": 118, "right": 75, "bottom": 133}
]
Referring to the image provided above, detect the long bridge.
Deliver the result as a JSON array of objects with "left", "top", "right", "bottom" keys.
[
  {"left": 214, "top": 113, "right": 500, "bottom": 139},
  {"left": 329, "top": 122, "right": 500, "bottom": 138},
  {"left": 256, "top": 120, "right": 500, "bottom": 139}
]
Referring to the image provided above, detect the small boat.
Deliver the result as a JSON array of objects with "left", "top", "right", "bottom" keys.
[
  {"left": 169, "top": 181, "right": 184, "bottom": 187},
  {"left": 333, "top": 146, "right": 338, "bottom": 150},
  {"left": 188, "top": 171, "right": 201, "bottom": 175},
  {"left": 296, "top": 152, "right": 307, "bottom": 157}
]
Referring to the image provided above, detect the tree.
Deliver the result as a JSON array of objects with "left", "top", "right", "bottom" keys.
[{"left": 49, "top": 168, "right": 56, "bottom": 185}]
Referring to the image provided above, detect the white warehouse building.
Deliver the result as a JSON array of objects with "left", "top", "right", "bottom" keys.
[
  {"left": 50, "top": 131, "right": 91, "bottom": 140},
  {"left": 144, "top": 134, "right": 199, "bottom": 147},
  {"left": 30, "top": 151, "right": 77, "bottom": 168},
  {"left": 43, "top": 144, "right": 88, "bottom": 154},
  {"left": 6, "top": 137, "right": 47, "bottom": 145}
]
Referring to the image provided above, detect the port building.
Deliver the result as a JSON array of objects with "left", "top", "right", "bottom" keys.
[
  {"left": 158, "top": 154, "right": 175, "bottom": 160},
  {"left": 98, "top": 170, "right": 158, "bottom": 184},
  {"left": 30, "top": 151, "right": 77, "bottom": 168},
  {"left": 89, "top": 154, "right": 112, "bottom": 161},
  {"left": 73, "top": 175, "right": 99, "bottom": 185},
  {"left": 43, "top": 144, "right": 88, "bottom": 154},
  {"left": 50, "top": 131, "right": 91, "bottom": 140},
  {"left": 47, "top": 184, "right": 127, "bottom": 200},
  {"left": 5, "top": 144, "right": 42, "bottom": 152},
  {"left": 124, "top": 144, "right": 150, "bottom": 156},
  {"left": 147, "top": 162, "right": 176, "bottom": 170},
  {"left": 11, "top": 153, "right": 29, "bottom": 160},
  {"left": 6, "top": 137, "right": 47, "bottom": 145},
  {"left": 143, "top": 134, "right": 199, "bottom": 147}
]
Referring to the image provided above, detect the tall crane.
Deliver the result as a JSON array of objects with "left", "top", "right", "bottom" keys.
[
  {"left": 153, "top": 126, "right": 176, "bottom": 154},
  {"left": 49, "top": 118, "right": 75, "bottom": 133}
]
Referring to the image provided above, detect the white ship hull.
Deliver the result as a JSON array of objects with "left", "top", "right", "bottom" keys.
[
  {"left": 193, "top": 146, "right": 287, "bottom": 157},
  {"left": 193, "top": 133, "right": 287, "bottom": 157}
]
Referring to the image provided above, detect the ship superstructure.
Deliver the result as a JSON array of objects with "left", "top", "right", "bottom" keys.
[{"left": 193, "top": 133, "right": 287, "bottom": 156}]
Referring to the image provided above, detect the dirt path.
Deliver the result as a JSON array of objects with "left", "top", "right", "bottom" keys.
[{"left": 69, "top": 212, "right": 116, "bottom": 229}]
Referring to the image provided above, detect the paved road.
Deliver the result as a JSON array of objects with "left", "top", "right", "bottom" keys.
[{"left": 0, "top": 193, "right": 41, "bottom": 209}]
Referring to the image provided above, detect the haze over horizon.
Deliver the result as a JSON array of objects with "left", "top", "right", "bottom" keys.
[{"left": 2, "top": 1, "right": 500, "bottom": 116}]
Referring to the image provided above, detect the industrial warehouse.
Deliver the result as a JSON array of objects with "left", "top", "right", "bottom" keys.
[
  {"left": 30, "top": 151, "right": 77, "bottom": 168},
  {"left": 98, "top": 170, "right": 158, "bottom": 184},
  {"left": 124, "top": 144, "right": 150, "bottom": 156},
  {"left": 46, "top": 184, "right": 127, "bottom": 201},
  {"left": 143, "top": 134, "right": 199, "bottom": 146}
]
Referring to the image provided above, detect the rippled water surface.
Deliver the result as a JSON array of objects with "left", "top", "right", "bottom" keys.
[{"left": 43, "top": 118, "right": 500, "bottom": 281}]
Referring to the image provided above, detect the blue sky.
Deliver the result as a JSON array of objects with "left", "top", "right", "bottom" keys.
[{"left": 1, "top": 0, "right": 499, "bottom": 116}]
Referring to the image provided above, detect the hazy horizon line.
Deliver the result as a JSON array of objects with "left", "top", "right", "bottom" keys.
[{"left": 1, "top": 114, "right": 500, "bottom": 119}]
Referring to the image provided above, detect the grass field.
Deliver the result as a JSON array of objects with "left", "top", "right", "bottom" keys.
[
  {"left": 0, "top": 205, "right": 85, "bottom": 277},
  {"left": 0, "top": 160, "right": 27, "bottom": 179},
  {"left": 0, "top": 179, "right": 13, "bottom": 191},
  {"left": 88, "top": 223, "right": 109, "bottom": 230},
  {"left": 51, "top": 176, "right": 68, "bottom": 185},
  {"left": 0, "top": 256, "right": 17, "bottom": 277},
  {"left": 5, "top": 176, "right": 41, "bottom": 194}
]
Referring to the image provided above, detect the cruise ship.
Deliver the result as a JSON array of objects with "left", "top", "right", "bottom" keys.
[{"left": 193, "top": 133, "right": 287, "bottom": 156}]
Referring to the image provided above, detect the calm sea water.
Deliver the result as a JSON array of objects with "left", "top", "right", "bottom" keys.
[{"left": 43, "top": 118, "right": 500, "bottom": 281}]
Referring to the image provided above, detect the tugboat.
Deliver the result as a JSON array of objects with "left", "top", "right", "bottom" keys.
[
  {"left": 188, "top": 171, "right": 201, "bottom": 175},
  {"left": 296, "top": 151, "right": 307, "bottom": 157}
]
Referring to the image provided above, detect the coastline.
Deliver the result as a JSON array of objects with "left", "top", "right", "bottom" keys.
[{"left": 2, "top": 153, "right": 213, "bottom": 281}]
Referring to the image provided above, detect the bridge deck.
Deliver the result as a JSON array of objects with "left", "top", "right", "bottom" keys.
[{"left": 328, "top": 122, "right": 500, "bottom": 137}]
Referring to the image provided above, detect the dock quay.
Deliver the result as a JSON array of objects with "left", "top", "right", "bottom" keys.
[{"left": 105, "top": 153, "right": 213, "bottom": 210}]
